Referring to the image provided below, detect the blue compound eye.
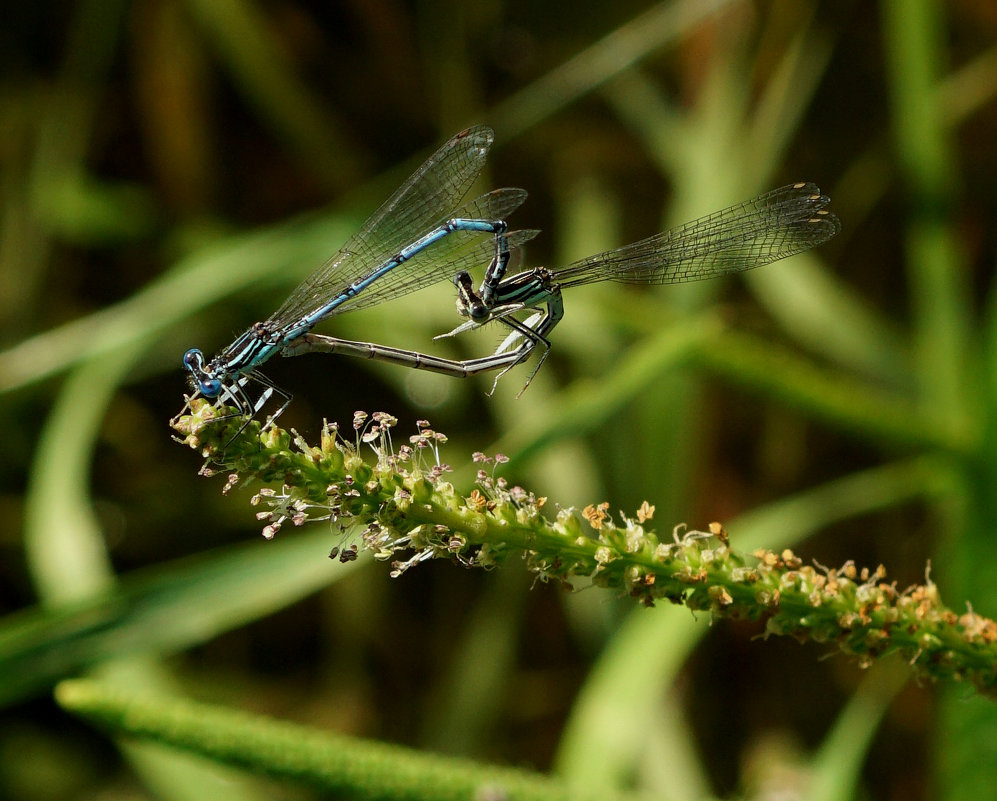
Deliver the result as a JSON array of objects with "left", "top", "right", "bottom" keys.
[
  {"left": 183, "top": 348, "right": 203, "bottom": 370},
  {"left": 200, "top": 378, "right": 222, "bottom": 398}
]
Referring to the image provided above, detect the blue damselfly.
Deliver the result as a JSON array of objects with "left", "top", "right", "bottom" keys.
[
  {"left": 291, "top": 180, "right": 841, "bottom": 393},
  {"left": 183, "top": 125, "right": 531, "bottom": 422}
]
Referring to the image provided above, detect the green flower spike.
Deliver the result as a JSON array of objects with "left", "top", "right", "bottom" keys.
[{"left": 173, "top": 399, "right": 997, "bottom": 698}]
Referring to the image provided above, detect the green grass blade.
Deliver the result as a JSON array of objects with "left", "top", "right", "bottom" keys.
[
  {"left": 0, "top": 529, "right": 356, "bottom": 706},
  {"left": 0, "top": 214, "right": 352, "bottom": 395},
  {"left": 56, "top": 677, "right": 660, "bottom": 801},
  {"left": 488, "top": 0, "right": 740, "bottom": 138},
  {"left": 180, "top": 0, "right": 369, "bottom": 190},
  {"left": 808, "top": 662, "right": 910, "bottom": 801},
  {"left": 882, "top": 0, "right": 971, "bottom": 421}
]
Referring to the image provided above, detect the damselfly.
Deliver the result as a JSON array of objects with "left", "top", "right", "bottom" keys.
[
  {"left": 183, "top": 125, "right": 533, "bottom": 423},
  {"left": 288, "top": 181, "right": 841, "bottom": 393}
]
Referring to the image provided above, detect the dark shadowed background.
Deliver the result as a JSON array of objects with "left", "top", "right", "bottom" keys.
[{"left": 2, "top": 1, "right": 996, "bottom": 799}]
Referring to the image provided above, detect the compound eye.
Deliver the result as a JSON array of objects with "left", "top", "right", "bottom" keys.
[
  {"left": 200, "top": 378, "right": 222, "bottom": 398},
  {"left": 183, "top": 349, "right": 203, "bottom": 370}
]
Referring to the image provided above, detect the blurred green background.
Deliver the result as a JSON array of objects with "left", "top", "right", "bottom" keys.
[{"left": 2, "top": 0, "right": 996, "bottom": 799}]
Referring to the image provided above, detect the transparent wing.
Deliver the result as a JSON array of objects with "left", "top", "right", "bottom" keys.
[
  {"left": 552, "top": 183, "right": 841, "bottom": 287},
  {"left": 267, "top": 125, "right": 497, "bottom": 326},
  {"left": 328, "top": 189, "right": 532, "bottom": 313}
]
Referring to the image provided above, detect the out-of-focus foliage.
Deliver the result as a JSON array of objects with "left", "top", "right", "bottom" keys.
[{"left": 1, "top": 1, "right": 996, "bottom": 800}]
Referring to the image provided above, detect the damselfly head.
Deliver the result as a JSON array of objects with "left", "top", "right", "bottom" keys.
[
  {"left": 183, "top": 348, "right": 223, "bottom": 398},
  {"left": 183, "top": 348, "right": 204, "bottom": 371}
]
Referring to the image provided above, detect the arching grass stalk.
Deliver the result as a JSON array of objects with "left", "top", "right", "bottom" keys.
[{"left": 172, "top": 398, "right": 997, "bottom": 698}]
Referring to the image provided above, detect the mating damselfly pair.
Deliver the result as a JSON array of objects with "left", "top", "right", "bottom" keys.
[{"left": 182, "top": 125, "right": 840, "bottom": 425}]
